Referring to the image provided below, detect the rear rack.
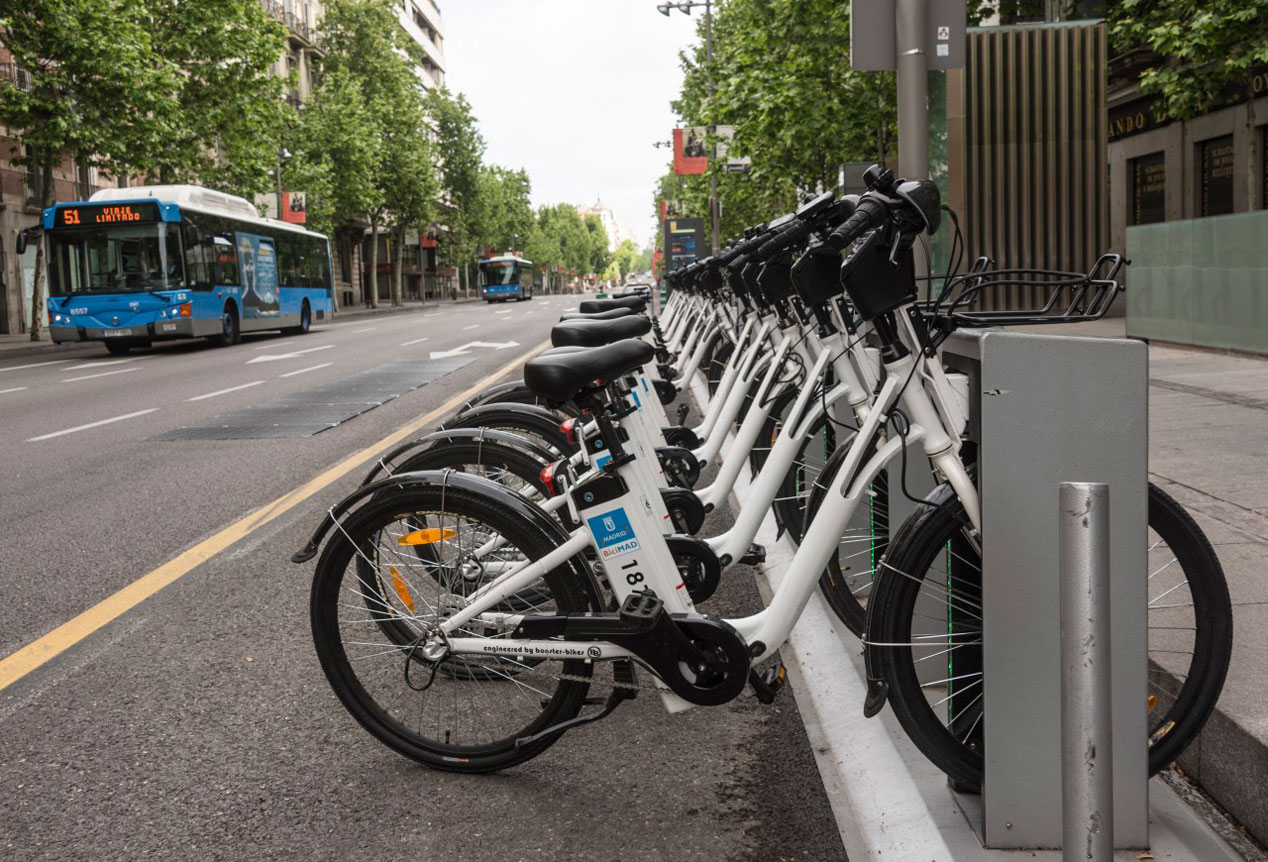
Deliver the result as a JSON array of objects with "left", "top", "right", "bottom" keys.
[{"left": 920, "top": 253, "right": 1126, "bottom": 329}]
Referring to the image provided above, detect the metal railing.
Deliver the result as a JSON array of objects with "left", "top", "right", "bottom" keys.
[{"left": 0, "top": 62, "right": 33, "bottom": 92}]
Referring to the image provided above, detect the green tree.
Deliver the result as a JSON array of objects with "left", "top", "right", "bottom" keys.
[
  {"left": 1110, "top": 1, "right": 1268, "bottom": 120},
  {"left": 474, "top": 165, "right": 535, "bottom": 254},
  {"left": 310, "top": 0, "right": 433, "bottom": 307},
  {"left": 664, "top": 0, "right": 896, "bottom": 241},
  {"left": 583, "top": 213, "right": 612, "bottom": 276},
  {"left": 0, "top": 0, "right": 178, "bottom": 340},
  {"left": 425, "top": 87, "right": 486, "bottom": 293},
  {"left": 145, "top": 0, "right": 289, "bottom": 196},
  {"left": 612, "top": 238, "right": 642, "bottom": 278}
]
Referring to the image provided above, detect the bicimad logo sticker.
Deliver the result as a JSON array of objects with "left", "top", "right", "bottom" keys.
[{"left": 586, "top": 507, "right": 640, "bottom": 559}]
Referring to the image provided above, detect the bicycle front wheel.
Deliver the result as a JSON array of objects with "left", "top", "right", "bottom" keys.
[
  {"left": 310, "top": 480, "right": 597, "bottom": 773},
  {"left": 868, "top": 481, "right": 1232, "bottom": 790}
]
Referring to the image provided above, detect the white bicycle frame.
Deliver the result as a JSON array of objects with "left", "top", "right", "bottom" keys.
[{"left": 434, "top": 300, "right": 981, "bottom": 713}]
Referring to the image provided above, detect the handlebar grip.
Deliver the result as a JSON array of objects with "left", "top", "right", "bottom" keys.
[
  {"left": 756, "top": 220, "right": 809, "bottom": 259},
  {"left": 824, "top": 196, "right": 889, "bottom": 251}
]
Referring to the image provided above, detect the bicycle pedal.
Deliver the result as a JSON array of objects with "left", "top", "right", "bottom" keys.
[
  {"left": 748, "top": 662, "right": 788, "bottom": 704},
  {"left": 738, "top": 543, "right": 766, "bottom": 566},
  {"left": 618, "top": 591, "right": 664, "bottom": 630}
]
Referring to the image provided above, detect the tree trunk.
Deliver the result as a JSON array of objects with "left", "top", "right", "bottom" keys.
[
  {"left": 392, "top": 225, "right": 403, "bottom": 306},
  {"left": 28, "top": 150, "right": 54, "bottom": 341},
  {"left": 367, "top": 217, "right": 380, "bottom": 308}
]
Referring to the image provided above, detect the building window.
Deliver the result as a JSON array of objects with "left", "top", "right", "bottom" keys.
[
  {"left": 1198, "top": 134, "right": 1234, "bottom": 217},
  {"left": 1128, "top": 152, "right": 1166, "bottom": 226}
]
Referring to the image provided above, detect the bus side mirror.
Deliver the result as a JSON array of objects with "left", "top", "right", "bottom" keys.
[{"left": 15, "top": 226, "right": 40, "bottom": 255}]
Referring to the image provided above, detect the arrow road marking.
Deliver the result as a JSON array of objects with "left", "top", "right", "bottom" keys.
[
  {"left": 429, "top": 340, "right": 519, "bottom": 360},
  {"left": 246, "top": 344, "right": 334, "bottom": 364}
]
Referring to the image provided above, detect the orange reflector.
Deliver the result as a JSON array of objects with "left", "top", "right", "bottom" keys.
[
  {"left": 1147, "top": 693, "right": 1158, "bottom": 714},
  {"left": 397, "top": 527, "right": 456, "bottom": 546},
  {"left": 389, "top": 566, "right": 415, "bottom": 613},
  {"left": 179, "top": 301, "right": 192, "bottom": 317}
]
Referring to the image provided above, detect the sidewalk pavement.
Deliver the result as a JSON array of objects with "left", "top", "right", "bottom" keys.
[{"left": 0, "top": 293, "right": 498, "bottom": 361}]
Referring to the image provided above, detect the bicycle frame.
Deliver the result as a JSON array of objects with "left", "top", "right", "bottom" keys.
[{"left": 434, "top": 307, "right": 982, "bottom": 711}]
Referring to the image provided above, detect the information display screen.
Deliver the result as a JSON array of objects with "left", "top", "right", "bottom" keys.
[{"left": 54, "top": 202, "right": 161, "bottom": 228}]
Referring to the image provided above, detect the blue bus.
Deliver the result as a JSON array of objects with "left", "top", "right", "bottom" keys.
[
  {"left": 479, "top": 255, "right": 534, "bottom": 303},
  {"left": 39, "top": 184, "right": 334, "bottom": 354}
]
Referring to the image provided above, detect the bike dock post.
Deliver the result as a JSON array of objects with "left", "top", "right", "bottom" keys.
[
  {"left": 941, "top": 329, "right": 1148, "bottom": 851},
  {"left": 1059, "top": 482, "right": 1114, "bottom": 862}
]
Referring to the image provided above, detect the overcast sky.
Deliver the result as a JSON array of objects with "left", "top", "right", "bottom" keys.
[{"left": 439, "top": 1, "right": 700, "bottom": 247}]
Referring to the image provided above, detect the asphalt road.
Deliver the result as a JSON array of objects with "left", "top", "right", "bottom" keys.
[{"left": 0, "top": 297, "right": 847, "bottom": 861}]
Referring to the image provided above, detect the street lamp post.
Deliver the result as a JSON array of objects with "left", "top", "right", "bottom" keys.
[{"left": 657, "top": 0, "right": 719, "bottom": 257}]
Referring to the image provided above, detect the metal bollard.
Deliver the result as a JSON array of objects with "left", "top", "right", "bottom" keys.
[{"left": 1059, "top": 482, "right": 1114, "bottom": 861}]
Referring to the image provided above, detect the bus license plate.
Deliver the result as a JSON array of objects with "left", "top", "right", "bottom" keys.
[{"left": 103, "top": 329, "right": 130, "bottom": 338}]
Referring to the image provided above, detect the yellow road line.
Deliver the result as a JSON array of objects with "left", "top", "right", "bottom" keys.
[{"left": 0, "top": 338, "right": 552, "bottom": 692}]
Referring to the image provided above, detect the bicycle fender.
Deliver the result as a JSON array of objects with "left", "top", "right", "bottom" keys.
[{"left": 360, "top": 427, "right": 557, "bottom": 487}]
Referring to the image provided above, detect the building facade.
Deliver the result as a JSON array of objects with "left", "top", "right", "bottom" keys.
[{"left": 1107, "top": 53, "right": 1268, "bottom": 254}]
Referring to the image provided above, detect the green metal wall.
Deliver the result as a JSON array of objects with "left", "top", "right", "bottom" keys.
[{"left": 1126, "top": 211, "right": 1268, "bottom": 353}]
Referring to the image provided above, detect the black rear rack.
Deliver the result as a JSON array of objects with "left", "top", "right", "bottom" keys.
[{"left": 920, "top": 253, "right": 1126, "bottom": 329}]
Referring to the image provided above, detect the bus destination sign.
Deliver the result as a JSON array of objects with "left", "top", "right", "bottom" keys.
[{"left": 55, "top": 202, "right": 161, "bottom": 228}]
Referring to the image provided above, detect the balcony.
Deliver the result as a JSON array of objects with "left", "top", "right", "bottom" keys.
[{"left": 260, "top": 0, "right": 321, "bottom": 51}]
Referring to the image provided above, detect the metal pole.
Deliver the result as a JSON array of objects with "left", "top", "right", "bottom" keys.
[
  {"left": 894, "top": 0, "right": 928, "bottom": 180},
  {"left": 1059, "top": 482, "right": 1114, "bottom": 862},
  {"left": 706, "top": 0, "right": 719, "bottom": 256}
]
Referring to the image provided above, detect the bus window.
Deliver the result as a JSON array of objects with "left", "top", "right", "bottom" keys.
[{"left": 46, "top": 222, "right": 182, "bottom": 295}]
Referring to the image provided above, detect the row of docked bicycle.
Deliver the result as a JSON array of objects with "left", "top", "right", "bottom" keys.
[{"left": 293, "top": 165, "right": 1232, "bottom": 789}]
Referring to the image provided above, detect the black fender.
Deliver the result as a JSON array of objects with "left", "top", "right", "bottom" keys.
[
  {"left": 653, "top": 378, "right": 677, "bottom": 405},
  {"left": 441, "top": 401, "right": 576, "bottom": 455},
  {"left": 461, "top": 379, "right": 525, "bottom": 411},
  {"left": 662, "top": 424, "right": 700, "bottom": 450},
  {"left": 666, "top": 534, "right": 722, "bottom": 602},
  {"left": 360, "top": 427, "right": 558, "bottom": 487},
  {"left": 293, "top": 468, "right": 603, "bottom": 610},
  {"left": 657, "top": 445, "right": 701, "bottom": 489}
]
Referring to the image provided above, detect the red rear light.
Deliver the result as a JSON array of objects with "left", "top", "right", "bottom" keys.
[
  {"left": 539, "top": 461, "right": 559, "bottom": 497},
  {"left": 560, "top": 418, "right": 578, "bottom": 446}
]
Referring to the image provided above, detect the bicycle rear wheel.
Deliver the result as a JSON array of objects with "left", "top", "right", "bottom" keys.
[
  {"left": 310, "top": 480, "right": 598, "bottom": 773},
  {"left": 868, "top": 481, "right": 1232, "bottom": 790}
]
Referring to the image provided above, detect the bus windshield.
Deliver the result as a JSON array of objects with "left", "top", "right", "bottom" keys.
[
  {"left": 480, "top": 262, "right": 518, "bottom": 285},
  {"left": 47, "top": 222, "right": 182, "bottom": 295}
]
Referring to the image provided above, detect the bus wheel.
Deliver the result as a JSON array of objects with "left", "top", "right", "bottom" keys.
[
  {"left": 285, "top": 302, "right": 311, "bottom": 335},
  {"left": 209, "top": 304, "right": 240, "bottom": 347}
]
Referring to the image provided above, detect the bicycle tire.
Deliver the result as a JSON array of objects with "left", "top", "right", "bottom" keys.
[
  {"left": 772, "top": 413, "right": 837, "bottom": 546},
  {"left": 868, "top": 481, "right": 1233, "bottom": 790},
  {"left": 800, "top": 437, "right": 888, "bottom": 636},
  {"left": 311, "top": 480, "right": 597, "bottom": 773}
]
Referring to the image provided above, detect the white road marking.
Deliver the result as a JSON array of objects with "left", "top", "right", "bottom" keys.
[
  {"left": 400, "top": 337, "right": 430, "bottom": 346},
  {"left": 64, "top": 357, "right": 147, "bottom": 370},
  {"left": 494, "top": 309, "right": 512, "bottom": 314},
  {"left": 187, "top": 380, "right": 265, "bottom": 401},
  {"left": 62, "top": 367, "right": 139, "bottom": 383},
  {"left": 352, "top": 327, "right": 377, "bottom": 333},
  {"left": 26, "top": 408, "right": 159, "bottom": 442},
  {"left": 245, "top": 344, "right": 334, "bottom": 364},
  {"left": 429, "top": 340, "right": 519, "bottom": 359},
  {"left": 254, "top": 340, "right": 296, "bottom": 350},
  {"left": 0, "top": 386, "right": 27, "bottom": 395},
  {"left": 0, "top": 359, "right": 73, "bottom": 373},
  {"left": 424, "top": 312, "right": 443, "bottom": 318},
  {"left": 279, "top": 362, "right": 332, "bottom": 378},
  {"left": 462, "top": 324, "right": 479, "bottom": 330}
]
